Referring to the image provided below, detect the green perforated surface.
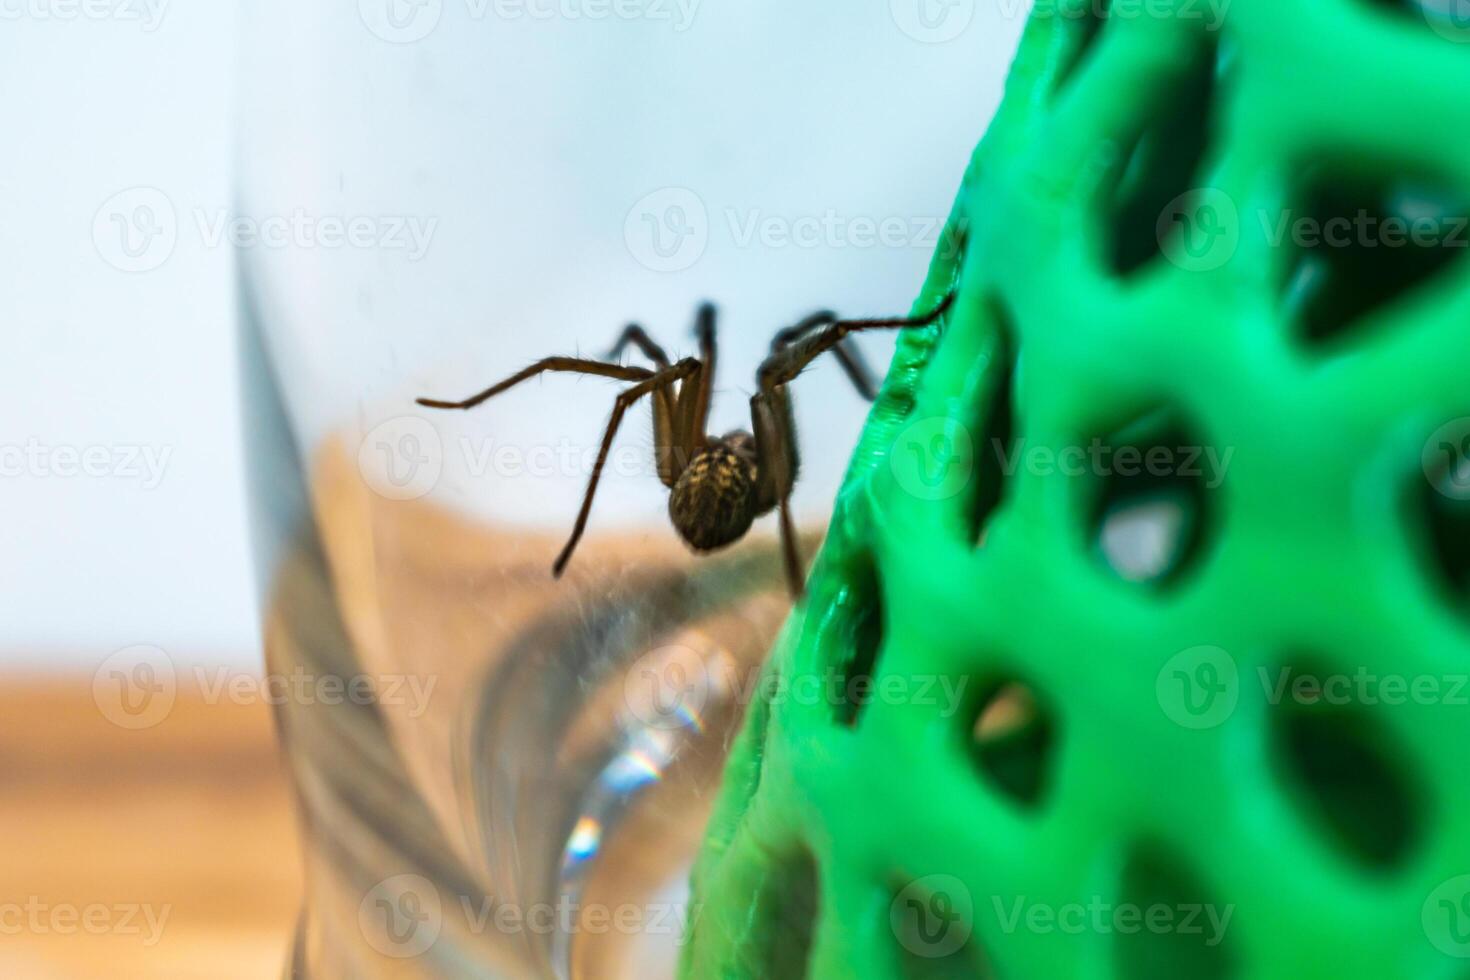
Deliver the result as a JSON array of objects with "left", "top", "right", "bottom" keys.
[{"left": 682, "top": 0, "right": 1470, "bottom": 976}]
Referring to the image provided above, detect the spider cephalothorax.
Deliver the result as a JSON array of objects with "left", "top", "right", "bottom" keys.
[{"left": 416, "top": 294, "right": 955, "bottom": 597}]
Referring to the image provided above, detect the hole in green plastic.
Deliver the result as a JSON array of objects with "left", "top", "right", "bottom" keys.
[
  {"left": 1281, "top": 170, "right": 1468, "bottom": 347},
  {"left": 969, "top": 300, "right": 1020, "bottom": 547},
  {"left": 1113, "top": 843, "right": 1235, "bottom": 979},
  {"left": 831, "top": 557, "right": 885, "bottom": 727},
  {"left": 1415, "top": 448, "right": 1470, "bottom": 609},
  {"left": 1107, "top": 35, "right": 1221, "bottom": 275},
  {"left": 1057, "top": 0, "right": 1111, "bottom": 89},
  {"left": 972, "top": 681, "right": 1056, "bottom": 809},
  {"left": 1269, "top": 667, "right": 1422, "bottom": 871},
  {"left": 1088, "top": 412, "right": 1218, "bottom": 587},
  {"left": 754, "top": 850, "right": 820, "bottom": 978}
]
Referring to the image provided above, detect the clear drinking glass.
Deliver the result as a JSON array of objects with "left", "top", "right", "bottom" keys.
[{"left": 236, "top": 3, "right": 1013, "bottom": 976}]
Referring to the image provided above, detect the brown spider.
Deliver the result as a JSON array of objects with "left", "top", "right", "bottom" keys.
[{"left": 416, "top": 292, "right": 956, "bottom": 597}]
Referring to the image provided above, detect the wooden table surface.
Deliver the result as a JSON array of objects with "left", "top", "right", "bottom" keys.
[{"left": 0, "top": 677, "right": 302, "bottom": 979}]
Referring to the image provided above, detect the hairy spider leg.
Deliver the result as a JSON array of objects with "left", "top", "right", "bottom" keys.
[
  {"left": 752, "top": 290, "right": 959, "bottom": 596},
  {"left": 750, "top": 384, "right": 803, "bottom": 595},
  {"left": 553, "top": 358, "right": 703, "bottom": 576},
  {"left": 606, "top": 324, "right": 672, "bottom": 369},
  {"left": 415, "top": 357, "right": 655, "bottom": 411},
  {"left": 770, "top": 310, "right": 884, "bottom": 402}
]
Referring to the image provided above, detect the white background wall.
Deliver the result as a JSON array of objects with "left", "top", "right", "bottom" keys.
[{"left": 0, "top": 0, "right": 1026, "bottom": 670}]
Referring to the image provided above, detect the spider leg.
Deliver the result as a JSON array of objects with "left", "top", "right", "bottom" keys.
[
  {"left": 829, "top": 343, "right": 881, "bottom": 402},
  {"left": 416, "top": 357, "right": 655, "bottom": 411},
  {"left": 770, "top": 307, "right": 915, "bottom": 403},
  {"left": 756, "top": 291, "right": 957, "bottom": 393},
  {"left": 770, "top": 310, "right": 836, "bottom": 350},
  {"left": 606, "top": 324, "right": 671, "bottom": 369},
  {"left": 687, "top": 303, "right": 717, "bottom": 442},
  {"left": 554, "top": 358, "right": 702, "bottom": 576},
  {"left": 605, "top": 324, "right": 679, "bottom": 481},
  {"left": 750, "top": 386, "right": 804, "bottom": 597},
  {"left": 749, "top": 290, "right": 958, "bottom": 597}
]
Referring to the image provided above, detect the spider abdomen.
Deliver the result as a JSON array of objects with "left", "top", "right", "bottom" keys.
[{"left": 669, "top": 442, "right": 759, "bottom": 553}]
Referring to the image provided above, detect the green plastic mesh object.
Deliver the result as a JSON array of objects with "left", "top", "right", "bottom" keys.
[{"left": 681, "top": 0, "right": 1470, "bottom": 976}]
